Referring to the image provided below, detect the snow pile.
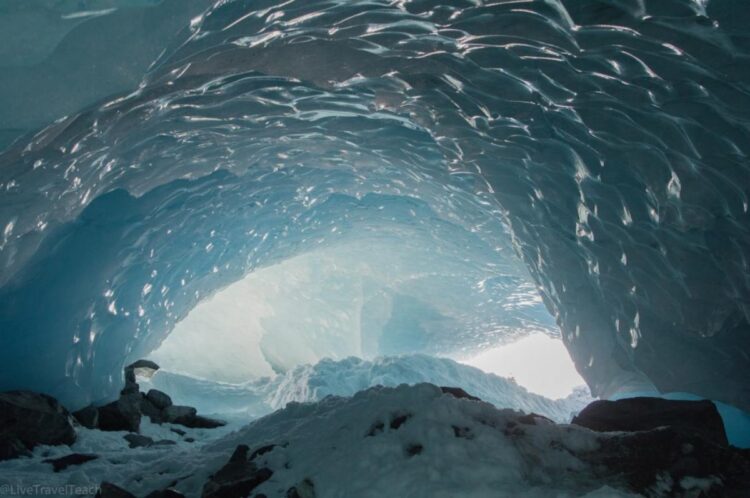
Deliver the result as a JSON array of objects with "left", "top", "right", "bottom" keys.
[
  {"left": 144, "top": 355, "right": 592, "bottom": 423},
  {"left": 2, "top": 384, "right": 742, "bottom": 498},
  {"left": 195, "top": 383, "right": 625, "bottom": 498}
]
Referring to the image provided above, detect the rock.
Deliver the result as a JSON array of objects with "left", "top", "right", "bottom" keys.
[
  {"left": 579, "top": 426, "right": 750, "bottom": 495},
  {"left": 146, "top": 389, "right": 173, "bottom": 410},
  {"left": 144, "top": 490, "right": 185, "bottom": 498},
  {"left": 139, "top": 394, "right": 166, "bottom": 424},
  {"left": 73, "top": 405, "right": 99, "bottom": 429},
  {"left": 170, "top": 428, "right": 186, "bottom": 436},
  {"left": 121, "top": 368, "right": 139, "bottom": 395},
  {"left": 163, "top": 405, "right": 224, "bottom": 428},
  {"left": 175, "top": 415, "right": 226, "bottom": 429},
  {"left": 517, "top": 413, "right": 554, "bottom": 426},
  {"left": 0, "top": 437, "right": 31, "bottom": 460},
  {"left": 43, "top": 453, "right": 98, "bottom": 472},
  {"left": 440, "top": 387, "right": 481, "bottom": 402},
  {"left": 123, "top": 434, "right": 154, "bottom": 448},
  {"left": 249, "top": 444, "right": 277, "bottom": 461},
  {"left": 126, "top": 359, "right": 160, "bottom": 372},
  {"left": 98, "top": 393, "right": 142, "bottom": 432},
  {"left": 202, "top": 445, "right": 274, "bottom": 498},
  {"left": 572, "top": 397, "right": 728, "bottom": 446},
  {"left": 0, "top": 391, "right": 76, "bottom": 460},
  {"left": 96, "top": 482, "right": 137, "bottom": 498},
  {"left": 164, "top": 405, "right": 197, "bottom": 423}
]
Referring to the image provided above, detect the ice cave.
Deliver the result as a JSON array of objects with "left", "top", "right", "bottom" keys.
[{"left": 1, "top": 0, "right": 749, "bottom": 497}]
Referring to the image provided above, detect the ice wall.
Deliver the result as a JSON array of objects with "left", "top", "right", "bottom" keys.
[{"left": 1, "top": 0, "right": 749, "bottom": 411}]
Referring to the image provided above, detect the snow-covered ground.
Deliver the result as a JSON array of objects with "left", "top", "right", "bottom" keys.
[
  {"left": 2, "top": 381, "right": 740, "bottom": 497},
  {"left": 142, "top": 355, "right": 593, "bottom": 423},
  {"left": 0, "top": 384, "right": 623, "bottom": 498}
]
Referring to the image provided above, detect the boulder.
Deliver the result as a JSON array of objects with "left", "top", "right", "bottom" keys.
[
  {"left": 98, "top": 393, "right": 142, "bottom": 433},
  {"left": 73, "top": 405, "right": 99, "bottom": 429},
  {"left": 126, "top": 359, "right": 160, "bottom": 372},
  {"left": 121, "top": 368, "right": 139, "bottom": 395},
  {"left": 139, "top": 394, "right": 166, "bottom": 424},
  {"left": 43, "top": 453, "right": 98, "bottom": 472},
  {"left": 164, "top": 405, "right": 225, "bottom": 428},
  {"left": 0, "top": 437, "right": 30, "bottom": 460},
  {"left": 146, "top": 389, "right": 173, "bottom": 410},
  {"left": 175, "top": 415, "right": 226, "bottom": 429},
  {"left": 572, "top": 397, "right": 728, "bottom": 446},
  {"left": 202, "top": 445, "right": 274, "bottom": 498},
  {"left": 579, "top": 426, "right": 750, "bottom": 495},
  {"left": 0, "top": 391, "right": 76, "bottom": 460},
  {"left": 164, "top": 405, "right": 197, "bottom": 423},
  {"left": 96, "top": 482, "right": 137, "bottom": 498}
]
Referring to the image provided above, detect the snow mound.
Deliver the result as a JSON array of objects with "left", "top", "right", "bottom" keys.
[
  {"left": 144, "top": 355, "right": 593, "bottom": 423},
  {"left": 1, "top": 384, "right": 745, "bottom": 497}
]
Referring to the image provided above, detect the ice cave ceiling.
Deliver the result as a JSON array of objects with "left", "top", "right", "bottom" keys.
[{"left": 0, "top": 0, "right": 749, "bottom": 412}]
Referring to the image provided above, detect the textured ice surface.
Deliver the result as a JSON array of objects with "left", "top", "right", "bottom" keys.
[
  {"left": 1, "top": 0, "right": 750, "bottom": 411},
  {"left": 141, "top": 355, "right": 593, "bottom": 423}
]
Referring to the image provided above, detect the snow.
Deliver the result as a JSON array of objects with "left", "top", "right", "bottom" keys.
[{"left": 142, "top": 355, "right": 593, "bottom": 424}]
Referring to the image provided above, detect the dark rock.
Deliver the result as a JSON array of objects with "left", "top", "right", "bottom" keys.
[
  {"left": 440, "top": 387, "right": 481, "bottom": 402},
  {"left": 249, "top": 444, "right": 277, "bottom": 461},
  {"left": 73, "top": 405, "right": 99, "bottom": 429},
  {"left": 202, "top": 445, "right": 274, "bottom": 498},
  {"left": 0, "top": 391, "right": 76, "bottom": 460},
  {"left": 121, "top": 369, "right": 139, "bottom": 395},
  {"left": 163, "top": 405, "right": 224, "bottom": 428},
  {"left": 579, "top": 426, "right": 750, "bottom": 496},
  {"left": 405, "top": 443, "right": 423, "bottom": 457},
  {"left": 517, "top": 413, "right": 554, "bottom": 426},
  {"left": 146, "top": 389, "right": 173, "bottom": 410},
  {"left": 170, "top": 428, "right": 186, "bottom": 436},
  {"left": 572, "top": 397, "right": 728, "bottom": 446},
  {"left": 144, "top": 489, "right": 184, "bottom": 498},
  {"left": 185, "top": 438, "right": 195, "bottom": 443},
  {"left": 390, "top": 413, "right": 412, "bottom": 430},
  {"left": 0, "top": 437, "right": 31, "bottom": 460},
  {"left": 96, "top": 482, "right": 137, "bottom": 498},
  {"left": 176, "top": 415, "right": 226, "bottom": 429},
  {"left": 123, "top": 434, "right": 154, "bottom": 448},
  {"left": 126, "top": 359, "right": 160, "bottom": 372},
  {"left": 139, "top": 400, "right": 164, "bottom": 423},
  {"left": 164, "top": 405, "right": 197, "bottom": 423},
  {"left": 98, "top": 394, "right": 142, "bottom": 432},
  {"left": 44, "top": 453, "right": 98, "bottom": 472},
  {"left": 286, "top": 479, "right": 315, "bottom": 498},
  {"left": 452, "top": 425, "right": 473, "bottom": 439},
  {"left": 139, "top": 394, "right": 166, "bottom": 424}
]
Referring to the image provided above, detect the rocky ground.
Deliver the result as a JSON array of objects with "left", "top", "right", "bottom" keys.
[{"left": 1, "top": 364, "right": 748, "bottom": 498}]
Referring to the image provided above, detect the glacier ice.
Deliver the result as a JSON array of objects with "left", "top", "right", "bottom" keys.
[{"left": 0, "top": 0, "right": 749, "bottom": 417}]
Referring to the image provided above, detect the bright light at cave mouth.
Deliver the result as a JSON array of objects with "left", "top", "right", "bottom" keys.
[
  {"left": 150, "top": 237, "right": 577, "bottom": 399},
  {"left": 462, "top": 334, "right": 584, "bottom": 399}
]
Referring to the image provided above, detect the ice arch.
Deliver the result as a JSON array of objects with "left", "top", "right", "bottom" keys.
[{"left": 0, "top": 0, "right": 749, "bottom": 412}]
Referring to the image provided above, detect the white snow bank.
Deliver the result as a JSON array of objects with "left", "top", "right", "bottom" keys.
[{"left": 143, "top": 355, "right": 593, "bottom": 423}]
